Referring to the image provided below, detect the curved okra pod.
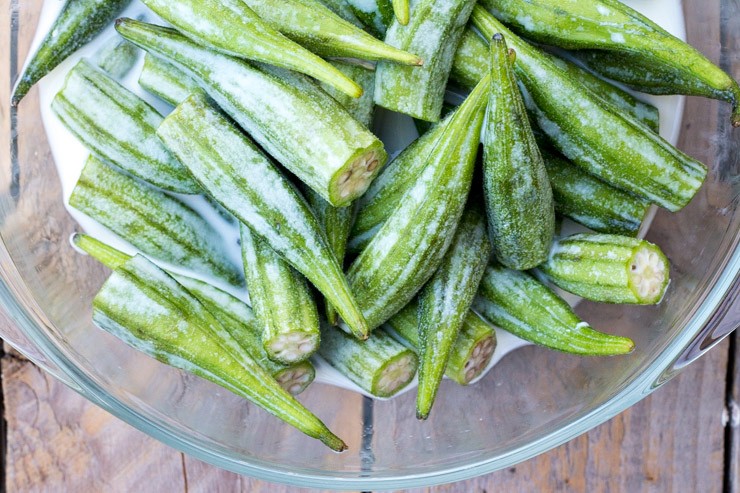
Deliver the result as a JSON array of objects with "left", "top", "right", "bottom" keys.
[
  {"left": 11, "top": 0, "right": 131, "bottom": 105},
  {"left": 347, "top": 74, "right": 488, "bottom": 330},
  {"left": 479, "top": 0, "right": 740, "bottom": 127},
  {"left": 138, "top": 0, "right": 361, "bottom": 98},
  {"left": 157, "top": 93, "right": 369, "bottom": 340},
  {"left": 472, "top": 7, "right": 706, "bottom": 212},
  {"left": 387, "top": 303, "right": 497, "bottom": 386},
  {"left": 52, "top": 60, "right": 199, "bottom": 194},
  {"left": 319, "top": 324, "right": 417, "bottom": 398},
  {"left": 242, "top": 0, "right": 421, "bottom": 65},
  {"left": 392, "top": 0, "right": 410, "bottom": 25},
  {"left": 93, "top": 35, "right": 139, "bottom": 79},
  {"left": 117, "top": 19, "right": 387, "bottom": 207},
  {"left": 416, "top": 207, "right": 492, "bottom": 419},
  {"left": 70, "top": 156, "right": 242, "bottom": 286},
  {"left": 138, "top": 54, "right": 200, "bottom": 106},
  {"left": 93, "top": 255, "right": 345, "bottom": 450},
  {"left": 483, "top": 34, "right": 555, "bottom": 270},
  {"left": 375, "top": 0, "right": 477, "bottom": 121},
  {"left": 320, "top": 61, "right": 377, "bottom": 128},
  {"left": 240, "top": 225, "right": 321, "bottom": 364},
  {"left": 473, "top": 263, "right": 635, "bottom": 356},
  {"left": 539, "top": 234, "right": 670, "bottom": 305},
  {"left": 73, "top": 234, "right": 315, "bottom": 394},
  {"left": 344, "top": 0, "right": 395, "bottom": 38}
]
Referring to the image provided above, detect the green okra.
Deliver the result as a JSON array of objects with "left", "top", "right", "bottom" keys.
[
  {"left": 479, "top": 0, "right": 740, "bottom": 127},
  {"left": 473, "top": 263, "right": 635, "bottom": 356},
  {"left": 118, "top": 19, "right": 387, "bottom": 207},
  {"left": 375, "top": 0, "right": 477, "bottom": 121},
  {"left": 93, "top": 35, "right": 139, "bottom": 79},
  {"left": 416, "top": 206, "right": 492, "bottom": 419},
  {"left": 93, "top": 255, "right": 345, "bottom": 450},
  {"left": 392, "top": 0, "right": 410, "bottom": 25},
  {"left": 137, "top": 0, "right": 361, "bottom": 98},
  {"left": 539, "top": 233, "right": 670, "bottom": 305},
  {"left": 73, "top": 233, "right": 315, "bottom": 395},
  {"left": 347, "top": 73, "right": 488, "bottom": 330},
  {"left": 70, "top": 156, "right": 242, "bottom": 286},
  {"left": 304, "top": 190, "right": 355, "bottom": 325},
  {"left": 11, "top": 0, "right": 131, "bottom": 105},
  {"left": 319, "top": 324, "right": 417, "bottom": 398},
  {"left": 483, "top": 34, "right": 555, "bottom": 271},
  {"left": 52, "top": 60, "right": 199, "bottom": 194},
  {"left": 542, "top": 149, "right": 651, "bottom": 237},
  {"left": 387, "top": 303, "right": 497, "bottom": 386},
  {"left": 138, "top": 54, "right": 200, "bottom": 106},
  {"left": 472, "top": 7, "right": 706, "bottom": 212},
  {"left": 320, "top": 61, "right": 377, "bottom": 128},
  {"left": 157, "top": 93, "right": 369, "bottom": 340},
  {"left": 240, "top": 225, "right": 320, "bottom": 364},
  {"left": 344, "top": 0, "right": 395, "bottom": 38},
  {"left": 242, "top": 0, "right": 421, "bottom": 65},
  {"left": 317, "top": 0, "right": 366, "bottom": 28}
]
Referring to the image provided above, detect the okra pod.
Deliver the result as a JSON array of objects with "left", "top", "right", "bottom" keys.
[
  {"left": 344, "top": 0, "right": 395, "bottom": 38},
  {"left": 240, "top": 225, "right": 320, "bottom": 364},
  {"left": 483, "top": 34, "right": 555, "bottom": 270},
  {"left": 539, "top": 233, "right": 670, "bottom": 305},
  {"left": 69, "top": 156, "right": 242, "bottom": 286},
  {"left": 94, "top": 35, "right": 139, "bottom": 79},
  {"left": 52, "top": 60, "right": 199, "bottom": 194},
  {"left": 138, "top": 0, "right": 361, "bottom": 98},
  {"left": 347, "top": 74, "right": 488, "bottom": 330},
  {"left": 93, "top": 255, "right": 345, "bottom": 450},
  {"left": 242, "top": 0, "right": 421, "bottom": 65},
  {"left": 11, "top": 0, "right": 131, "bottom": 105},
  {"left": 479, "top": 0, "right": 740, "bottom": 127},
  {"left": 117, "top": 19, "right": 387, "bottom": 207},
  {"left": 318, "top": 0, "right": 366, "bottom": 28},
  {"left": 375, "top": 0, "right": 476, "bottom": 121},
  {"left": 392, "top": 0, "right": 410, "bottom": 25},
  {"left": 320, "top": 61, "right": 377, "bottom": 128},
  {"left": 387, "top": 303, "right": 496, "bottom": 386},
  {"left": 416, "top": 207, "right": 492, "bottom": 419},
  {"left": 157, "top": 93, "right": 369, "bottom": 339},
  {"left": 138, "top": 54, "right": 200, "bottom": 107},
  {"left": 73, "top": 233, "right": 315, "bottom": 394},
  {"left": 472, "top": 7, "right": 706, "bottom": 212},
  {"left": 474, "top": 264, "right": 635, "bottom": 356},
  {"left": 319, "top": 324, "right": 417, "bottom": 398}
]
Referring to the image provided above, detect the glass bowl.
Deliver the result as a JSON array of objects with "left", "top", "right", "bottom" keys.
[{"left": 2, "top": 0, "right": 739, "bottom": 489}]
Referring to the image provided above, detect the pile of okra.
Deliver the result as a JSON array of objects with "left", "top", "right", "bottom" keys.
[{"left": 13, "top": 0, "right": 739, "bottom": 451}]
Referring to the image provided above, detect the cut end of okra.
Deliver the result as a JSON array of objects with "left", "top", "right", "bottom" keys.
[
  {"left": 275, "top": 363, "right": 316, "bottom": 395},
  {"left": 332, "top": 149, "right": 385, "bottom": 204},
  {"left": 629, "top": 243, "right": 670, "bottom": 304},
  {"left": 266, "top": 332, "right": 320, "bottom": 364},
  {"left": 461, "top": 334, "right": 496, "bottom": 385},
  {"left": 373, "top": 352, "right": 417, "bottom": 398}
]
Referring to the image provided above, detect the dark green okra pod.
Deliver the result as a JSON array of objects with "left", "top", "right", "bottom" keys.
[
  {"left": 93, "top": 255, "right": 345, "bottom": 450},
  {"left": 474, "top": 263, "right": 635, "bottom": 356},
  {"left": 12, "top": 0, "right": 131, "bottom": 105},
  {"left": 416, "top": 207, "right": 492, "bottom": 419},
  {"left": 344, "top": 0, "right": 395, "bottom": 38},
  {"left": 69, "top": 156, "right": 242, "bottom": 286},
  {"left": 483, "top": 34, "right": 555, "bottom": 270},
  {"left": 539, "top": 233, "right": 670, "bottom": 305}
]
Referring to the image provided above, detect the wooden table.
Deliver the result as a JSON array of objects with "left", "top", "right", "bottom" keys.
[{"left": 2, "top": 0, "right": 739, "bottom": 491}]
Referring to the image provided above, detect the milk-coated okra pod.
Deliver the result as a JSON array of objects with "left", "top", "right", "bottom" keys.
[
  {"left": 479, "top": 0, "right": 740, "bottom": 127},
  {"left": 117, "top": 19, "right": 387, "bottom": 207},
  {"left": 52, "top": 60, "right": 199, "bottom": 194},
  {"left": 72, "top": 234, "right": 315, "bottom": 394},
  {"left": 392, "top": 0, "right": 410, "bottom": 25},
  {"left": 375, "top": 0, "right": 476, "bottom": 121},
  {"left": 69, "top": 156, "right": 242, "bottom": 286},
  {"left": 387, "top": 302, "right": 497, "bottom": 386},
  {"left": 415, "top": 207, "right": 492, "bottom": 419},
  {"left": 240, "top": 225, "right": 321, "bottom": 364},
  {"left": 483, "top": 34, "right": 555, "bottom": 270},
  {"left": 473, "top": 264, "right": 635, "bottom": 356},
  {"left": 93, "top": 35, "right": 139, "bottom": 79},
  {"left": 320, "top": 61, "right": 377, "bottom": 128},
  {"left": 242, "top": 0, "right": 421, "bottom": 65},
  {"left": 11, "top": 0, "right": 131, "bottom": 105},
  {"left": 318, "top": 324, "right": 418, "bottom": 398},
  {"left": 347, "top": 74, "right": 488, "bottom": 330},
  {"left": 344, "top": 0, "right": 395, "bottom": 38},
  {"left": 539, "top": 234, "right": 670, "bottom": 305},
  {"left": 157, "top": 93, "right": 369, "bottom": 340},
  {"left": 93, "top": 255, "right": 345, "bottom": 451},
  {"left": 471, "top": 7, "right": 706, "bottom": 212},
  {"left": 138, "top": 54, "right": 200, "bottom": 106},
  {"left": 138, "top": 0, "right": 362, "bottom": 98}
]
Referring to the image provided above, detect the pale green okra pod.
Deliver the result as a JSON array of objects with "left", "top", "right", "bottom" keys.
[
  {"left": 138, "top": 54, "right": 200, "bottom": 106},
  {"left": 320, "top": 61, "right": 377, "bottom": 128},
  {"left": 93, "top": 35, "right": 139, "bottom": 79}
]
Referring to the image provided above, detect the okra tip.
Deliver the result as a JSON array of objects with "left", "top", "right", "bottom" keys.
[
  {"left": 732, "top": 104, "right": 740, "bottom": 128},
  {"left": 322, "top": 433, "right": 348, "bottom": 452}
]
